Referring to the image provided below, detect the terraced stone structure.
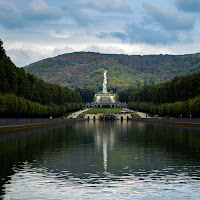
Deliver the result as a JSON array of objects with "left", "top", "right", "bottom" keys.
[
  {"left": 85, "top": 102, "right": 126, "bottom": 108},
  {"left": 86, "top": 70, "right": 127, "bottom": 109}
]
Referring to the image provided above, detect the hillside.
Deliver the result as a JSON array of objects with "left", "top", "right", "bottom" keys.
[{"left": 24, "top": 52, "right": 200, "bottom": 92}]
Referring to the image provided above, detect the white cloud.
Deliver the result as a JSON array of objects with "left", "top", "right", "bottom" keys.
[
  {"left": 52, "top": 46, "right": 74, "bottom": 56},
  {"left": 50, "top": 31, "right": 71, "bottom": 39},
  {"left": 78, "top": 0, "right": 132, "bottom": 13},
  {"left": 84, "top": 45, "right": 126, "bottom": 54},
  {"left": 7, "top": 49, "right": 48, "bottom": 67}
]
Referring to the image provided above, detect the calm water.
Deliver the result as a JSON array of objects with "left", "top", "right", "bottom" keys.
[{"left": 0, "top": 121, "right": 200, "bottom": 199}]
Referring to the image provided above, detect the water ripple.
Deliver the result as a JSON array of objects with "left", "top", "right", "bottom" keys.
[{"left": 2, "top": 162, "right": 200, "bottom": 200}]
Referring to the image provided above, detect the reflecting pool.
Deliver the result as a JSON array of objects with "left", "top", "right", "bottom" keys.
[{"left": 0, "top": 121, "right": 200, "bottom": 199}]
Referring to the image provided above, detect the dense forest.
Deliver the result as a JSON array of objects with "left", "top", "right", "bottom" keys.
[
  {"left": 0, "top": 39, "right": 85, "bottom": 118},
  {"left": 124, "top": 72, "right": 200, "bottom": 117},
  {"left": 24, "top": 52, "right": 200, "bottom": 93},
  {"left": 76, "top": 88, "right": 95, "bottom": 103}
]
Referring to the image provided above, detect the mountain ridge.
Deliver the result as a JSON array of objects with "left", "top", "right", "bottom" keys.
[{"left": 24, "top": 51, "right": 200, "bottom": 92}]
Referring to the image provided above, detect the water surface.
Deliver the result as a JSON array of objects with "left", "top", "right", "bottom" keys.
[{"left": 0, "top": 121, "right": 200, "bottom": 199}]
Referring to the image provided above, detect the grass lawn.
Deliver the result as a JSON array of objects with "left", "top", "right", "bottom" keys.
[
  {"left": 93, "top": 96, "right": 97, "bottom": 102},
  {"left": 77, "top": 113, "right": 85, "bottom": 118},
  {"left": 114, "top": 95, "right": 119, "bottom": 103},
  {"left": 63, "top": 111, "right": 74, "bottom": 118},
  {"left": 133, "top": 113, "right": 140, "bottom": 118},
  {"left": 84, "top": 108, "right": 123, "bottom": 114}
]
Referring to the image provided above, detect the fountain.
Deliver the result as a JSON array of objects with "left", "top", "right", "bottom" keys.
[
  {"left": 101, "top": 70, "right": 110, "bottom": 102},
  {"left": 103, "top": 70, "right": 108, "bottom": 94},
  {"left": 85, "top": 70, "right": 127, "bottom": 109}
]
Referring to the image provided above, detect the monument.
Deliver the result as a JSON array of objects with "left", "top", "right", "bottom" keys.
[
  {"left": 85, "top": 70, "right": 126, "bottom": 109},
  {"left": 101, "top": 70, "right": 111, "bottom": 102}
]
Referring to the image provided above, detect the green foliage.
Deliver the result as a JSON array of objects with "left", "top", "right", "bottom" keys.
[
  {"left": 120, "top": 71, "right": 200, "bottom": 105},
  {"left": 118, "top": 88, "right": 139, "bottom": 103},
  {"left": 5, "top": 93, "right": 18, "bottom": 114},
  {"left": 0, "top": 39, "right": 6, "bottom": 60},
  {"left": 134, "top": 72, "right": 200, "bottom": 103},
  {"left": 113, "top": 95, "right": 119, "bottom": 103},
  {"left": 133, "top": 113, "right": 140, "bottom": 118},
  {"left": 84, "top": 108, "right": 123, "bottom": 114},
  {"left": 24, "top": 52, "right": 200, "bottom": 93},
  {"left": 188, "top": 96, "right": 200, "bottom": 116},
  {"left": 76, "top": 88, "right": 95, "bottom": 103},
  {"left": 0, "top": 92, "right": 84, "bottom": 117},
  {"left": 128, "top": 96, "right": 200, "bottom": 117},
  {"left": 93, "top": 96, "right": 97, "bottom": 102},
  {"left": 0, "top": 39, "right": 84, "bottom": 118}
]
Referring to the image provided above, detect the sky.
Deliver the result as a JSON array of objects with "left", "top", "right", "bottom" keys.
[{"left": 0, "top": 0, "right": 200, "bottom": 67}]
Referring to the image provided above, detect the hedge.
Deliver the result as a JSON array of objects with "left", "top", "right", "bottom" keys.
[
  {"left": 0, "top": 93, "right": 85, "bottom": 118},
  {"left": 128, "top": 95, "right": 200, "bottom": 117}
]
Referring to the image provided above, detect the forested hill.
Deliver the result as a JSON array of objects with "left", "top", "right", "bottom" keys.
[{"left": 24, "top": 52, "right": 200, "bottom": 92}]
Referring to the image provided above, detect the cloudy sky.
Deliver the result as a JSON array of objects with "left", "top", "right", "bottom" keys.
[{"left": 0, "top": 0, "right": 200, "bottom": 67}]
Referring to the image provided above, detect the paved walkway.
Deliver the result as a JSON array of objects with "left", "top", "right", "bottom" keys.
[
  {"left": 110, "top": 95, "right": 115, "bottom": 103},
  {"left": 96, "top": 96, "right": 101, "bottom": 103},
  {"left": 136, "top": 112, "right": 152, "bottom": 118},
  {"left": 67, "top": 108, "right": 151, "bottom": 119},
  {"left": 67, "top": 108, "right": 90, "bottom": 119}
]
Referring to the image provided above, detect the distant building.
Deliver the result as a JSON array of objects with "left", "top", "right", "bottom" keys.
[{"left": 85, "top": 102, "right": 126, "bottom": 109}]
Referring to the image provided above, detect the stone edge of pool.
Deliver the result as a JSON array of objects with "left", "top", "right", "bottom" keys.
[
  {"left": 0, "top": 119, "right": 87, "bottom": 133},
  {"left": 1, "top": 118, "right": 200, "bottom": 133},
  {"left": 131, "top": 118, "right": 200, "bottom": 127}
]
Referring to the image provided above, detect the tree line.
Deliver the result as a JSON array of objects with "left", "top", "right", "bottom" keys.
[
  {"left": 128, "top": 97, "right": 199, "bottom": 117},
  {"left": 132, "top": 72, "right": 200, "bottom": 103},
  {"left": 118, "top": 71, "right": 200, "bottom": 117},
  {"left": 0, "top": 39, "right": 87, "bottom": 117}
]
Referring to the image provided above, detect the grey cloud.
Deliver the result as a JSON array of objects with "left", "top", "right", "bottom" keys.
[
  {"left": 126, "top": 23, "right": 178, "bottom": 45},
  {"left": 62, "top": 5, "right": 91, "bottom": 26},
  {"left": 110, "top": 32, "right": 127, "bottom": 40},
  {"left": 0, "top": 0, "right": 61, "bottom": 29},
  {"left": 96, "top": 23, "right": 178, "bottom": 45},
  {"left": 26, "top": 0, "right": 60, "bottom": 21},
  {"left": 175, "top": 0, "right": 200, "bottom": 12},
  {"left": 96, "top": 32, "right": 127, "bottom": 41},
  {"left": 7, "top": 46, "right": 75, "bottom": 67},
  {"left": 96, "top": 32, "right": 108, "bottom": 39},
  {"left": 78, "top": 0, "right": 132, "bottom": 13},
  {"left": 0, "top": 1, "right": 25, "bottom": 29},
  {"left": 143, "top": 1, "right": 195, "bottom": 30},
  {"left": 7, "top": 49, "right": 48, "bottom": 67}
]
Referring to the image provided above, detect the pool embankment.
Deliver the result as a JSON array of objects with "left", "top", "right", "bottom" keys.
[
  {"left": 0, "top": 118, "right": 87, "bottom": 132},
  {"left": 131, "top": 118, "right": 200, "bottom": 127}
]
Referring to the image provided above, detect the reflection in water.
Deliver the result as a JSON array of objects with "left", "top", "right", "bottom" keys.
[
  {"left": 103, "top": 133, "right": 107, "bottom": 172},
  {"left": 95, "top": 121, "right": 116, "bottom": 173},
  {"left": 1, "top": 121, "right": 200, "bottom": 199}
]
